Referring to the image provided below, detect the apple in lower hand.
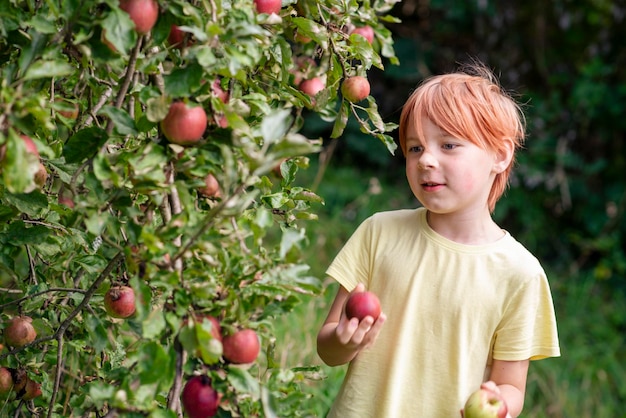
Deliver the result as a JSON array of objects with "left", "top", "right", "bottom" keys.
[
  {"left": 345, "top": 290, "right": 381, "bottom": 321},
  {"left": 463, "top": 387, "right": 508, "bottom": 418},
  {"left": 222, "top": 329, "right": 260, "bottom": 364},
  {"left": 104, "top": 285, "right": 136, "bottom": 318},
  {"left": 182, "top": 375, "right": 220, "bottom": 418}
]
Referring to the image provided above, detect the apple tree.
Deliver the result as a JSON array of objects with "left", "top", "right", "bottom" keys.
[{"left": 0, "top": 0, "right": 399, "bottom": 416}]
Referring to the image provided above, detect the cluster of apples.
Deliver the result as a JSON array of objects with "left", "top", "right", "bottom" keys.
[
  {"left": 179, "top": 314, "right": 261, "bottom": 418},
  {"left": 296, "top": 25, "right": 374, "bottom": 104},
  {"left": 102, "top": 284, "right": 260, "bottom": 418},
  {"left": 1, "top": 317, "right": 42, "bottom": 401}
]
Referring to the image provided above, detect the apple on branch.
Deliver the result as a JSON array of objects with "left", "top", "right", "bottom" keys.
[
  {"left": 182, "top": 375, "right": 221, "bottom": 418},
  {"left": 463, "top": 387, "right": 509, "bottom": 418},
  {"left": 104, "top": 285, "right": 136, "bottom": 319},
  {"left": 161, "top": 101, "right": 208, "bottom": 146},
  {"left": 119, "top": 0, "right": 159, "bottom": 35},
  {"left": 254, "top": 0, "right": 282, "bottom": 15},
  {"left": 341, "top": 76, "right": 371, "bottom": 103},
  {"left": 222, "top": 328, "right": 260, "bottom": 364},
  {"left": 350, "top": 25, "right": 375, "bottom": 44},
  {"left": 4, "top": 316, "right": 37, "bottom": 348}
]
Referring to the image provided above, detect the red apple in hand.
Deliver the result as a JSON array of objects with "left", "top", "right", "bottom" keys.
[
  {"left": 463, "top": 387, "right": 508, "bottom": 418},
  {"left": 222, "top": 329, "right": 260, "bottom": 364},
  {"left": 182, "top": 375, "right": 221, "bottom": 418},
  {"left": 345, "top": 290, "right": 381, "bottom": 321},
  {"left": 119, "top": 0, "right": 159, "bottom": 34},
  {"left": 4, "top": 316, "right": 37, "bottom": 347},
  {"left": 161, "top": 102, "right": 208, "bottom": 146},
  {"left": 104, "top": 285, "right": 136, "bottom": 318},
  {"left": 341, "top": 76, "right": 370, "bottom": 103}
]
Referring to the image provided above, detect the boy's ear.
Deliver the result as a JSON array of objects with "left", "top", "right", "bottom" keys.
[{"left": 493, "top": 139, "right": 515, "bottom": 174}]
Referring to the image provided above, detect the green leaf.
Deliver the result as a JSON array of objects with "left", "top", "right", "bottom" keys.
[
  {"left": 164, "top": 62, "right": 204, "bottom": 97},
  {"left": 85, "top": 315, "right": 109, "bottom": 355},
  {"left": 138, "top": 342, "right": 170, "bottom": 384},
  {"left": 23, "top": 59, "right": 75, "bottom": 80},
  {"left": 17, "top": 30, "right": 48, "bottom": 76},
  {"left": 100, "top": 106, "right": 138, "bottom": 136},
  {"left": 259, "top": 109, "right": 292, "bottom": 145},
  {"left": 101, "top": 8, "right": 136, "bottom": 54},
  {"left": 291, "top": 17, "right": 329, "bottom": 49},
  {"left": 280, "top": 228, "right": 306, "bottom": 259},
  {"left": 63, "top": 127, "right": 108, "bottom": 164},
  {"left": 3, "top": 191, "right": 48, "bottom": 217},
  {"left": 331, "top": 101, "right": 350, "bottom": 138},
  {"left": 227, "top": 366, "right": 260, "bottom": 398}
]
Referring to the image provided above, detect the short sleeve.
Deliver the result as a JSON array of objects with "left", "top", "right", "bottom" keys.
[
  {"left": 492, "top": 273, "right": 561, "bottom": 361},
  {"left": 325, "top": 216, "right": 374, "bottom": 292}
]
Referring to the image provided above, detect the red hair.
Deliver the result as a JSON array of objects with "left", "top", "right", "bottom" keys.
[{"left": 399, "top": 64, "right": 525, "bottom": 212}]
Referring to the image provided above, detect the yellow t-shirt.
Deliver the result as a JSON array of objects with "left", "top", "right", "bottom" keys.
[{"left": 325, "top": 208, "right": 560, "bottom": 418}]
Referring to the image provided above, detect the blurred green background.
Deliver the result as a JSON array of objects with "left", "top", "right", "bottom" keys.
[{"left": 275, "top": 1, "right": 626, "bottom": 417}]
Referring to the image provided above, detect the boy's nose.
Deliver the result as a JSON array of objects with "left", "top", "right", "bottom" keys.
[{"left": 418, "top": 150, "right": 437, "bottom": 169}]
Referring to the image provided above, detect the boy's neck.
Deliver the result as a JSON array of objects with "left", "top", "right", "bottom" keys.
[{"left": 425, "top": 209, "right": 505, "bottom": 245}]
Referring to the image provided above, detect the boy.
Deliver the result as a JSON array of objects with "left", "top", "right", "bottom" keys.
[{"left": 316, "top": 63, "right": 560, "bottom": 417}]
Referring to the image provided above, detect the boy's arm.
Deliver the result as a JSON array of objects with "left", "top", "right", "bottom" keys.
[
  {"left": 488, "top": 359, "right": 530, "bottom": 417},
  {"left": 316, "top": 283, "right": 386, "bottom": 367}
]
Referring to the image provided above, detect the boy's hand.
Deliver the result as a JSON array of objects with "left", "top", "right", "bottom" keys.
[{"left": 335, "top": 283, "right": 386, "bottom": 351}]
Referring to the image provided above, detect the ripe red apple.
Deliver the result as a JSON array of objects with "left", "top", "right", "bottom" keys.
[
  {"left": 341, "top": 76, "right": 370, "bottom": 103},
  {"left": 350, "top": 25, "right": 375, "bottom": 44},
  {"left": 182, "top": 375, "right": 220, "bottom": 418},
  {"left": 222, "top": 329, "right": 260, "bottom": 364},
  {"left": 198, "top": 173, "right": 220, "bottom": 198},
  {"left": 299, "top": 77, "right": 325, "bottom": 97},
  {"left": 344, "top": 290, "right": 381, "bottom": 321},
  {"left": 119, "top": 0, "right": 159, "bottom": 35},
  {"left": 168, "top": 25, "right": 185, "bottom": 48},
  {"left": 254, "top": 0, "right": 282, "bottom": 15},
  {"left": 161, "top": 101, "right": 208, "bottom": 146},
  {"left": 21, "top": 378, "right": 41, "bottom": 400},
  {"left": 463, "top": 387, "right": 508, "bottom": 418},
  {"left": 58, "top": 194, "right": 75, "bottom": 208},
  {"left": 4, "top": 316, "right": 37, "bottom": 347},
  {"left": 104, "top": 285, "right": 136, "bottom": 319},
  {"left": 0, "top": 367, "right": 13, "bottom": 394}
]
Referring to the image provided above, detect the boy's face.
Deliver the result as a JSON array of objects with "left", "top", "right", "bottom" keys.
[{"left": 404, "top": 115, "right": 499, "bottom": 217}]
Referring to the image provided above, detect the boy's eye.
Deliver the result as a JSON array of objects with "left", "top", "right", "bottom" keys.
[
  {"left": 442, "top": 143, "right": 457, "bottom": 150},
  {"left": 408, "top": 145, "right": 423, "bottom": 153}
]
